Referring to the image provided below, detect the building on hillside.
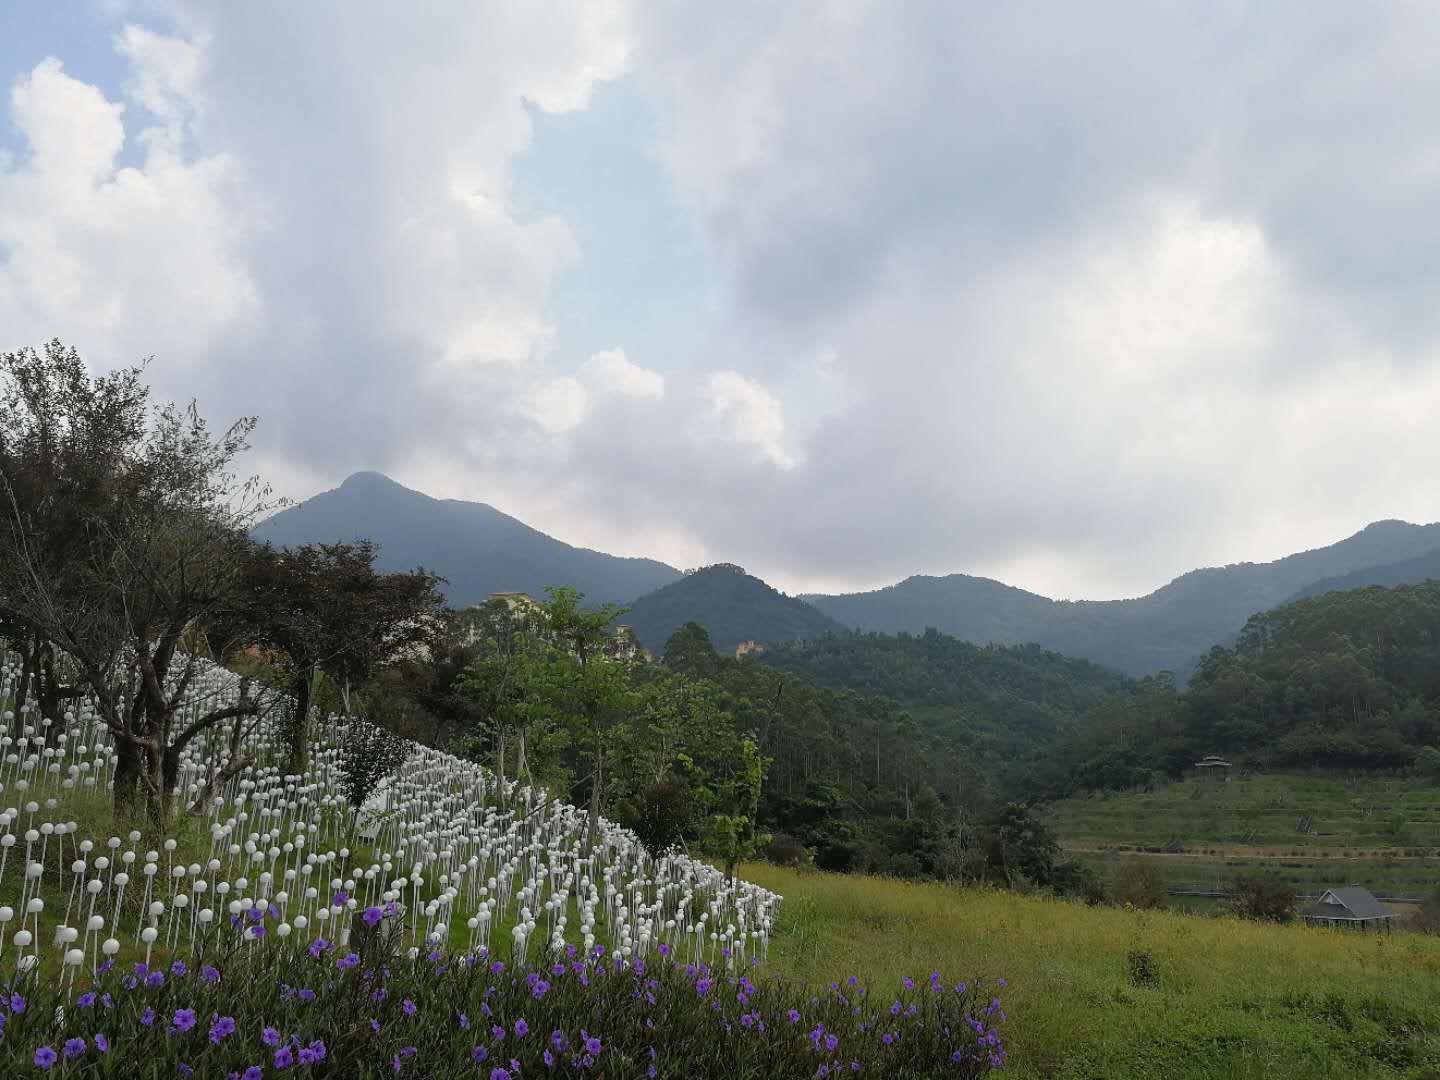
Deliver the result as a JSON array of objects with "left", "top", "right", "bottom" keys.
[
  {"left": 1299, "top": 886, "right": 1395, "bottom": 930},
  {"left": 606, "top": 625, "right": 645, "bottom": 663},
  {"left": 735, "top": 640, "right": 766, "bottom": 659},
  {"left": 1194, "top": 755, "right": 1232, "bottom": 781},
  {"left": 488, "top": 592, "right": 538, "bottom": 611}
]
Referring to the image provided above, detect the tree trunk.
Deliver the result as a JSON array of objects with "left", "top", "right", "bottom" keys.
[
  {"left": 514, "top": 729, "right": 528, "bottom": 784},
  {"left": 586, "top": 746, "right": 604, "bottom": 855},
  {"left": 112, "top": 735, "right": 145, "bottom": 816},
  {"left": 285, "top": 673, "right": 312, "bottom": 776},
  {"left": 13, "top": 633, "right": 37, "bottom": 739},
  {"left": 141, "top": 738, "right": 166, "bottom": 827},
  {"left": 495, "top": 728, "right": 507, "bottom": 804},
  {"left": 161, "top": 745, "right": 183, "bottom": 820}
]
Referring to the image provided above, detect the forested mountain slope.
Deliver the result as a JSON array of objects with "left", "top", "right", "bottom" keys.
[
  {"left": 623, "top": 563, "right": 844, "bottom": 653},
  {"left": 806, "top": 520, "right": 1440, "bottom": 678}
]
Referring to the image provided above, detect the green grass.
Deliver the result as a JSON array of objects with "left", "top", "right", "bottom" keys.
[{"left": 747, "top": 862, "right": 1440, "bottom": 1080}]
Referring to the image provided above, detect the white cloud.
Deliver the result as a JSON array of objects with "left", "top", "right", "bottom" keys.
[
  {"left": 0, "top": 54, "right": 256, "bottom": 368},
  {"left": 579, "top": 347, "right": 664, "bottom": 400},
  {"left": 698, "top": 370, "right": 793, "bottom": 469}
]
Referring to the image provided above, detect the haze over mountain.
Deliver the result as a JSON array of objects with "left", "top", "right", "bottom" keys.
[
  {"left": 622, "top": 564, "right": 845, "bottom": 655},
  {"left": 251, "top": 472, "right": 681, "bottom": 608},
  {"left": 806, "top": 521, "right": 1440, "bottom": 678}
]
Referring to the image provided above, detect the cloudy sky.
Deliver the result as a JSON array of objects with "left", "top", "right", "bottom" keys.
[{"left": 4, "top": 2, "right": 1440, "bottom": 600}]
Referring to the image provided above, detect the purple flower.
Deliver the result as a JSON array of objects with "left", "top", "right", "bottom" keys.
[
  {"left": 458, "top": 1013, "right": 470, "bottom": 1030},
  {"left": 78, "top": 991, "right": 97, "bottom": 1008},
  {"left": 274, "top": 1045, "right": 295, "bottom": 1068},
  {"left": 337, "top": 953, "right": 359, "bottom": 971},
  {"left": 33, "top": 1048, "right": 58, "bottom": 1070},
  {"left": 171, "top": 961, "right": 188, "bottom": 976},
  {"left": 145, "top": 971, "right": 165, "bottom": 988},
  {"left": 332, "top": 890, "right": 349, "bottom": 906},
  {"left": 210, "top": 1016, "right": 237, "bottom": 1044},
  {"left": 471, "top": 1046, "right": 489, "bottom": 1063},
  {"left": 141, "top": 1008, "right": 156, "bottom": 1026},
  {"left": 402, "top": 998, "right": 416, "bottom": 1016},
  {"left": 514, "top": 1019, "right": 529, "bottom": 1038},
  {"left": 202, "top": 964, "right": 221, "bottom": 983},
  {"left": 95, "top": 1034, "right": 110, "bottom": 1053},
  {"left": 584, "top": 1034, "right": 602, "bottom": 1055},
  {"left": 63, "top": 1038, "right": 87, "bottom": 1059},
  {"left": 10, "top": 994, "right": 25, "bottom": 1013},
  {"left": 307, "top": 939, "right": 330, "bottom": 959},
  {"left": 491, "top": 1025, "right": 505, "bottom": 1041},
  {"left": 178, "top": 1066, "right": 194, "bottom": 1079},
  {"left": 826, "top": 1034, "right": 840, "bottom": 1052},
  {"left": 242, "top": 1070, "right": 263, "bottom": 1080},
  {"left": 262, "top": 1026, "right": 282, "bottom": 1047},
  {"left": 297, "top": 989, "right": 316, "bottom": 1002},
  {"left": 787, "top": 1009, "right": 801, "bottom": 1024},
  {"left": 543, "top": 1050, "right": 554, "bottom": 1067},
  {"left": 172, "top": 1009, "right": 198, "bottom": 1032},
  {"left": 488, "top": 1070, "right": 511, "bottom": 1080}
]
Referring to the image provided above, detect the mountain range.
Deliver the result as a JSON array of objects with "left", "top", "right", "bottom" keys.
[{"left": 256, "top": 472, "right": 1440, "bottom": 677}]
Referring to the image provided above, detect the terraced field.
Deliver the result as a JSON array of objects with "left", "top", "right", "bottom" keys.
[{"left": 1049, "top": 773, "right": 1440, "bottom": 901}]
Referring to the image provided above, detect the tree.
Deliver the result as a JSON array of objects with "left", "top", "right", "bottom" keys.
[
  {"left": 0, "top": 341, "right": 149, "bottom": 738},
  {"left": 337, "top": 716, "right": 413, "bottom": 829},
  {"left": 0, "top": 340, "right": 276, "bottom": 819},
  {"left": 453, "top": 598, "right": 556, "bottom": 796},
  {"left": 232, "top": 540, "right": 444, "bottom": 775},
  {"left": 981, "top": 803, "right": 1061, "bottom": 888},
  {"left": 535, "top": 586, "right": 630, "bottom": 853}
]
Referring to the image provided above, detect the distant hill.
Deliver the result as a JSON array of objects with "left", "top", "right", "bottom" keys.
[
  {"left": 622, "top": 564, "right": 845, "bottom": 654},
  {"left": 251, "top": 471, "right": 681, "bottom": 608},
  {"left": 1288, "top": 545, "right": 1440, "bottom": 602},
  {"left": 806, "top": 520, "right": 1440, "bottom": 679}
]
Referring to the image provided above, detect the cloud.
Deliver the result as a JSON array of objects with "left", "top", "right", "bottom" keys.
[
  {"left": 579, "top": 347, "right": 664, "bottom": 401},
  {"left": 697, "top": 370, "right": 793, "bottom": 469},
  {"left": 6, "top": 4, "right": 1440, "bottom": 602},
  {"left": 0, "top": 54, "right": 256, "bottom": 367}
]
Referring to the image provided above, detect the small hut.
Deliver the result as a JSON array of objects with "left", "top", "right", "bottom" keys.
[
  {"left": 1194, "top": 755, "right": 1233, "bottom": 781},
  {"left": 1299, "top": 886, "right": 1395, "bottom": 931}
]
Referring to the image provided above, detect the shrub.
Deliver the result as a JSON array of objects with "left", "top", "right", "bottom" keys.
[
  {"left": 1111, "top": 861, "right": 1168, "bottom": 910},
  {"left": 763, "top": 832, "right": 813, "bottom": 869},
  {"left": 1126, "top": 949, "right": 1160, "bottom": 989},
  {"left": 1228, "top": 876, "right": 1296, "bottom": 923}
]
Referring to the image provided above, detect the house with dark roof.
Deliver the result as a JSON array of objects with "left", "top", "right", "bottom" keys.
[{"left": 1299, "top": 886, "right": 1395, "bottom": 930}]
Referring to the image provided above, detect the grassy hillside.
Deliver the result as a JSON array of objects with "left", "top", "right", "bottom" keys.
[{"left": 751, "top": 862, "right": 1440, "bottom": 1079}]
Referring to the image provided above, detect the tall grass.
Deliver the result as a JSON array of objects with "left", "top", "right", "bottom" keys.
[{"left": 745, "top": 863, "right": 1440, "bottom": 1079}]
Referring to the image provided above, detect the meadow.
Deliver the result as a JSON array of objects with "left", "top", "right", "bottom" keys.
[{"left": 748, "top": 863, "right": 1440, "bottom": 1080}]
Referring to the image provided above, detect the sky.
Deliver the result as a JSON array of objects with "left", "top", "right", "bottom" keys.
[{"left": 3, "top": 2, "right": 1440, "bottom": 601}]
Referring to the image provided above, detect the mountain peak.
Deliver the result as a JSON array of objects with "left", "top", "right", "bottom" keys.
[{"left": 338, "top": 470, "right": 405, "bottom": 491}]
